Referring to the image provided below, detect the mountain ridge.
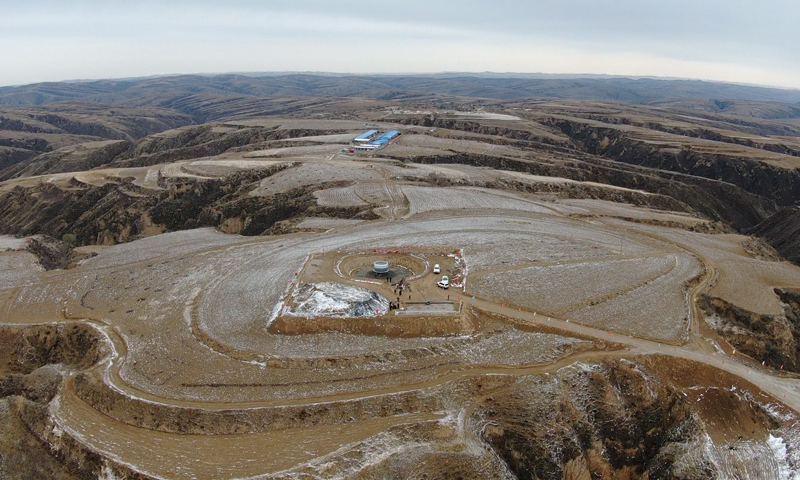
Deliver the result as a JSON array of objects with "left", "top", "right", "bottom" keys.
[{"left": 2, "top": 74, "right": 800, "bottom": 108}]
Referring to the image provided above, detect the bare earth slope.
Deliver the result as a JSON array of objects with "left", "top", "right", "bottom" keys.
[{"left": 751, "top": 207, "right": 800, "bottom": 264}]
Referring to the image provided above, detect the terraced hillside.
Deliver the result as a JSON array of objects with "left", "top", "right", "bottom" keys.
[{"left": 2, "top": 77, "right": 800, "bottom": 478}]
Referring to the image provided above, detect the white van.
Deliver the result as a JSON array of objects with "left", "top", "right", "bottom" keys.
[{"left": 433, "top": 264, "right": 441, "bottom": 274}]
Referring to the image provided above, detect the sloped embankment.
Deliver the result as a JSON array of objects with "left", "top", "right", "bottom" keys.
[
  {"left": 548, "top": 119, "right": 800, "bottom": 208},
  {"left": 0, "top": 323, "right": 143, "bottom": 480},
  {"left": 403, "top": 151, "right": 775, "bottom": 230},
  {"left": 751, "top": 207, "right": 800, "bottom": 266},
  {"left": 701, "top": 289, "right": 800, "bottom": 371},
  {"left": 473, "top": 357, "right": 785, "bottom": 479}
]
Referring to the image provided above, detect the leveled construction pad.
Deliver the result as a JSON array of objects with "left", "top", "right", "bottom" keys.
[{"left": 4, "top": 200, "right": 800, "bottom": 478}]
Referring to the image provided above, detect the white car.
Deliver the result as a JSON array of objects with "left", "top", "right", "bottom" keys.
[
  {"left": 437, "top": 275, "right": 449, "bottom": 289},
  {"left": 433, "top": 264, "right": 441, "bottom": 274}
]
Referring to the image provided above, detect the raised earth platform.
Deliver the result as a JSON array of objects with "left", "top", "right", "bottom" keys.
[{"left": 270, "top": 248, "right": 466, "bottom": 335}]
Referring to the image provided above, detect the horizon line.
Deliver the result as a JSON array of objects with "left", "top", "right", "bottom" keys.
[{"left": 2, "top": 71, "right": 800, "bottom": 93}]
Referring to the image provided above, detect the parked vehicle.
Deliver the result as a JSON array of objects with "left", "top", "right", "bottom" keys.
[
  {"left": 437, "top": 275, "right": 449, "bottom": 289},
  {"left": 433, "top": 264, "right": 441, "bottom": 274}
]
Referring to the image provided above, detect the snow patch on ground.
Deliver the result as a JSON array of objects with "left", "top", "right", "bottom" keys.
[
  {"left": 0, "top": 235, "right": 28, "bottom": 251},
  {"left": 671, "top": 431, "right": 800, "bottom": 479},
  {"left": 285, "top": 282, "right": 389, "bottom": 318},
  {"left": 768, "top": 434, "right": 800, "bottom": 480}
]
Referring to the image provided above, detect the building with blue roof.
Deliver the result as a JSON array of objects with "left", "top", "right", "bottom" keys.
[
  {"left": 367, "top": 130, "right": 401, "bottom": 147},
  {"left": 352, "top": 130, "right": 402, "bottom": 152}
]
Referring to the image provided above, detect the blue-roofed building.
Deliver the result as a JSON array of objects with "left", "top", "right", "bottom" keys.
[
  {"left": 352, "top": 130, "right": 379, "bottom": 144},
  {"left": 352, "top": 130, "right": 402, "bottom": 152},
  {"left": 366, "top": 130, "right": 401, "bottom": 148}
]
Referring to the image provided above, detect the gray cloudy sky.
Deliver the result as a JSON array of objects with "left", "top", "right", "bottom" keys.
[{"left": 2, "top": 0, "right": 799, "bottom": 88}]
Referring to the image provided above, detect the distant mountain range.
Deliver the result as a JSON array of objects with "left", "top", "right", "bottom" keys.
[{"left": 2, "top": 73, "right": 799, "bottom": 108}]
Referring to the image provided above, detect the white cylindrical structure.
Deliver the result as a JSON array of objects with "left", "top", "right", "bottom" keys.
[{"left": 373, "top": 260, "right": 389, "bottom": 274}]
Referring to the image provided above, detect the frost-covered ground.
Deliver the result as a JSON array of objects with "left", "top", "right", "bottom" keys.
[
  {"left": 393, "top": 134, "right": 522, "bottom": 157},
  {"left": 252, "top": 163, "right": 381, "bottom": 197},
  {"left": 2, "top": 211, "right": 791, "bottom": 404},
  {"left": 569, "top": 254, "right": 702, "bottom": 341},
  {"left": 296, "top": 218, "right": 365, "bottom": 229},
  {"left": 455, "top": 329, "right": 580, "bottom": 365},
  {"left": 79, "top": 227, "right": 251, "bottom": 269},
  {"left": 273, "top": 133, "right": 356, "bottom": 144},
  {"left": 402, "top": 185, "right": 556, "bottom": 216},
  {"left": 354, "top": 182, "right": 392, "bottom": 204},
  {"left": 3, "top": 214, "right": 621, "bottom": 401},
  {"left": 604, "top": 218, "right": 800, "bottom": 316},
  {"left": 470, "top": 255, "right": 676, "bottom": 314},
  {"left": 190, "top": 215, "right": 623, "bottom": 368},
  {"left": 413, "top": 226, "right": 657, "bottom": 272},
  {"left": 0, "top": 251, "right": 42, "bottom": 285},
  {"left": 558, "top": 198, "right": 705, "bottom": 225},
  {"left": 244, "top": 144, "right": 344, "bottom": 159},
  {"left": 313, "top": 186, "right": 368, "bottom": 207},
  {"left": 463, "top": 232, "right": 614, "bottom": 270},
  {"left": 671, "top": 432, "right": 800, "bottom": 479},
  {"left": 380, "top": 163, "right": 473, "bottom": 182},
  {"left": 180, "top": 159, "right": 285, "bottom": 177}
]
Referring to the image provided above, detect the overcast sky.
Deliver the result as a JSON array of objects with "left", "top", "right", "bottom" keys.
[{"left": 2, "top": 0, "right": 799, "bottom": 88}]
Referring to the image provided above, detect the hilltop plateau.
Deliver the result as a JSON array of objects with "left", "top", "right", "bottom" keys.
[{"left": 2, "top": 74, "right": 800, "bottom": 478}]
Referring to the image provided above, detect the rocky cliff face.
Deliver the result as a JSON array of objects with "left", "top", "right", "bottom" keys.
[
  {"left": 404, "top": 151, "right": 775, "bottom": 231},
  {"left": 476, "top": 360, "right": 698, "bottom": 479},
  {"left": 0, "top": 146, "right": 37, "bottom": 172},
  {"left": 548, "top": 119, "right": 800, "bottom": 208},
  {"left": 0, "top": 104, "right": 195, "bottom": 178},
  {"left": 0, "top": 324, "right": 148, "bottom": 480},
  {"left": 0, "top": 166, "right": 377, "bottom": 248},
  {"left": 0, "top": 140, "right": 133, "bottom": 180},
  {"left": 701, "top": 290, "right": 800, "bottom": 371},
  {"left": 751, "top": 207, "right": 800, "bottom": 265}
]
